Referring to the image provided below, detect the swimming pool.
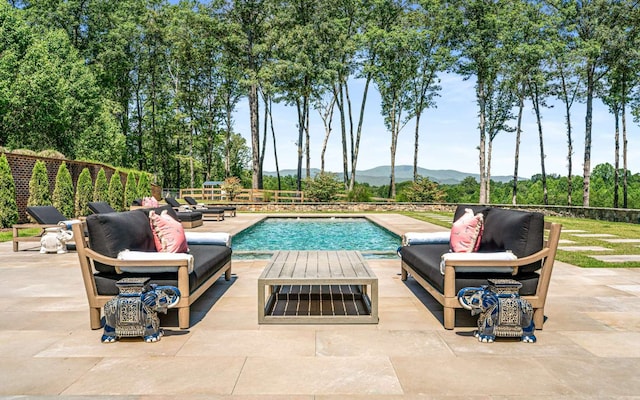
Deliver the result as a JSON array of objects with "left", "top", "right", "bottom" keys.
[{"left": 232, "top": 217, "right": 401, "bottom": 259}]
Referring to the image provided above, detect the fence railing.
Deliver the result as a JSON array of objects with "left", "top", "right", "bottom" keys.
[{"left": 179, "top": 188, "right": 305, "bottom": 203}]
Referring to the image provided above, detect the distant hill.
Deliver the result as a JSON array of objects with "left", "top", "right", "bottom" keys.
[{"left": 263, "top": 165, "right": 517, "bottom": 186}]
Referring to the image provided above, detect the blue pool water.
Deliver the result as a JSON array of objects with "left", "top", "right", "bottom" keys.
[{"left": 232, "top": 217, "right": 401, "bottom": 258}]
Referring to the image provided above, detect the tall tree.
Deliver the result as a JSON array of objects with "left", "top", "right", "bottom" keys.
[
  {"left": 549, "top": 0, "right": 620, "bottom": 207},
  {"left": 450, "top": 0, "right": 513, "bottom": 203},
  {"left": 409, "top": 0, "right": 451, "bottom": 181},
  {"left": 226, "top": 0, "right": 269, "bottom": 190}
]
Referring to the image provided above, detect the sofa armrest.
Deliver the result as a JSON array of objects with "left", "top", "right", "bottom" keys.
[
  {"left": 83, "top": 247, "right": 191, "bottom": 270},
  {"left": 442, "top": 247, "right": 552, "bottom": 276}
]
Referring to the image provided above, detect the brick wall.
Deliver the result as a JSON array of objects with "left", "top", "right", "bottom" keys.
[{"left": 4, "top": 153, "right": 159, "bottom": 223}]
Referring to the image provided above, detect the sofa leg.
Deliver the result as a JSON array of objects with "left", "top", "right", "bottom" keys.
[
  {"left": 401, "top": 267, "right": 407, "bottom": 281},
  {"left": 89, "top": 307, "right": 102, "bottom": 330},
  {"left": 443, "top": 307, "right": 455, "bottom": 330},
  {"left": 533, "top": 308, "right": 544, "bottom": 330},
  {"left": 178, "top": 307, "right": 190, "bottom": 329},
  {"left": 225, "top": 267, "right": 231, "bottom": 281}
]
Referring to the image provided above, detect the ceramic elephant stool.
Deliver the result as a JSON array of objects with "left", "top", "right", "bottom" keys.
[
  {"left": 102, "top": 278, "right": 180, "bottom": 343},
  {"left": 40, "top": 227, "right": 73, "bottom": 254},
  {"left": 457, "top": 279, "right": 536, "bottom": 343}
]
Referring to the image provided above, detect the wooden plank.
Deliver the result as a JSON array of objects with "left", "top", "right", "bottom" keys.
[{"left": 258, "top": 250, "right": 379, "bottom": 324}]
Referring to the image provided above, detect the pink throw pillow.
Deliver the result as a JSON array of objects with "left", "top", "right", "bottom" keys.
[
  {"left": 450, "top": 208, "right": 484, "bottom": 253},
  {"left": 149, "top": 210, "right": 188, "bottom": 253}
]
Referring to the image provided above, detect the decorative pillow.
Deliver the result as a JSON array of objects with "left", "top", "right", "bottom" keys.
[
  {"left": 142, "top": 196, "right": 159, "bottom": 207},
  {"left": 149, "top": 210, "right": 188, "bottom": 253},
  {"left": 450, "top": 208, "right": 484, "bottom": 253}
]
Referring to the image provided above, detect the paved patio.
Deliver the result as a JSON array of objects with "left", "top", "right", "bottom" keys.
[{"left": 2, "top": 213, "right": 640, "bottom": 398}]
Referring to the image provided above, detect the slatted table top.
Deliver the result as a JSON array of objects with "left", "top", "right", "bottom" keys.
[
  {"left": 258, "top": 250, "right": 378, "bottom": 324},
  {"left": 258, "top": 250, "right": 377, "bottom": 283}
]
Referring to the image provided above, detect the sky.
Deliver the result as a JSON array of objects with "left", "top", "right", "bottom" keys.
[{"left": 233, "top": 73, "right": 640, "bottom": 180}]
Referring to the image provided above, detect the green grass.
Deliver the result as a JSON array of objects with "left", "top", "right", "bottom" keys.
[
  {"left": 402, "top": 211, "right": 640, "bottom": 268},
  {"left": 0, "top": 228, "right": 41, "bottom": 242}
]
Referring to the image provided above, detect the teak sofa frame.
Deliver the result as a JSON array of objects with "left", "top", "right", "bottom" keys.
[{"left": 401, "top": 221, "right": 562, "bottom": 330}]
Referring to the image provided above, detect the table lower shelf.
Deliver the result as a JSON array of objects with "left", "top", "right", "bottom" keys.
[{"left": 261, "top": 284, "right": 378, "bottom": 324}]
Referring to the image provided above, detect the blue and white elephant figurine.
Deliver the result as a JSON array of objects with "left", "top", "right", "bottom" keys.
[
  {"left": 457, "top": 279, "right": 536, "bottom": 343},
  {"left": 102, "top": 278, "right": 180, "bottom": 343}
]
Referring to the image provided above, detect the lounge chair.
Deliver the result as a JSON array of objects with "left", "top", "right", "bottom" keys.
[
  {"left": 183, "top": 196, "right": 236, "bottom": 217},
  {"left": 88, "top": 201, "right": 117, "bottom": 214},
  {"left": 166, "top": 196, "right": 224, "bottom": 222},
  {"left": 12, "top": 206, "right": 74, "bottom": 252}
]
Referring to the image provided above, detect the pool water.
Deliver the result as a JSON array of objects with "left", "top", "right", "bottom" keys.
[{"left": 232, "top": 217, "right": 401, "bottom": 259}]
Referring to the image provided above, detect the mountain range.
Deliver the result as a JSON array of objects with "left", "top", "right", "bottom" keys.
[{"left": 263, "top": 165, "right": 517, "bottom": 186}]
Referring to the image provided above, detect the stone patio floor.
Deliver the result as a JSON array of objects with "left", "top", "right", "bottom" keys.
[{"left": 2, "top": 213, "right": 640, "bottom": 398}]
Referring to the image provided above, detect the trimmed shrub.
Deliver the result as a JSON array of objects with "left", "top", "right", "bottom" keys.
[
  {"left": 12, "top": 149, "right": 37, "bottom": 156},
  {"left": 137, "top": 172, "right": 151, "bottom": 199},
  {"left": 37, "top": 149, "right": 66, "bottom": 159},
  {"left": 93, "top": 168, "right": 109, "bottom": 202},
  {"left": 346, "top": 185, "right": 372, "bottom": 202},
  {"left": 108, "top": 171, "right": 124, "bottom": 211},
  {"left": 27, "top": 160, "right": 51, "bottom": 208},
  {"left": 0, "top": 154, "right": 19, "bottom": 227},
  {"left": 52, "top": 162, "right": 74, "bottom": 218},
  {"left": 124, "top": 171, "right": 138, "bottom": 208},
  {"left": 304, "top": 172, "right": 342, "bottom": 202},
  {"left": 399, "top": 175, "right": 445, "bottom": 202},
  {"left": 74, "top": 168, "right": 93, "bottom": 217}
]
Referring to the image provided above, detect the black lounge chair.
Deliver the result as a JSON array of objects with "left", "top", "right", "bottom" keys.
[
  {"left": 166, "top": 196, "right": 224, "bottom": 221},
  {"left": 88, "top": 201, "right": 117, "bottom": 214},
  {"left": 160, "top": 197, "right": 206, "bottom": 227},
  {"left": 183, "top": 196, "right": 236, "bottom": 217},
  {"left": 12, "top": 206, "right": 74, "bottom": 252}
]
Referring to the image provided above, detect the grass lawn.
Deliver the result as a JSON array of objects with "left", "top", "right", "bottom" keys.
[
  {"left": 402, "top": 211, "right": 640, "bottom": 268},
  {"left": 0, "top": 228, "right": 41, "bottom": 243}
]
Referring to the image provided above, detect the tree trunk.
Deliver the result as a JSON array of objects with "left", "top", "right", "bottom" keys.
[
  {"left": 622, "top": 78, "right": 628, "bottom": 208},
  {"left": 562, "top": 75, "right": 574, "bottom": 206},
  {"left": 225, "top": 94, "right": 233, "bottom": 178},
  {"left": 319, "top": 95, "right": 336, "bottom": 173},
  {"left": 477, "top": 79, "right": 487, "bottom": 204},
  {"left": 583, "top": 66, "right": 594, "bottom": 207},
  {"left": 249, "top": 83, "right": 260, "bottom": 189},
  {"left": 349, "top": 73, "right": 372, "bottom": 190},
  {"left": 304, "top": 94, "right": 310, "bottom": 179},
  {"left": 512, "top": 87, "right": 524, "bottom": 205},
  {"left": 337, "top": 82, "right": 349, "bottom": 188},
  {"left": 259, "top": 92, "right": 269, "bottom": 186},
  {"left": 296, "top": 98, "right": 305, "bottom": 191},
  {"left": 413, "top": 110, "right": 422, "bottom": 182},
  {"left": 613, "top": 106, "right": 620, "bottom": 208},
  {"left": 531, "top": 84, "right": 548, "bottom": 205},
  {"left": 487, "top": 138, "right": 492, "bottom": 203},
  {"left": 268, "top": 97, "right": 281, "bottom": 191}
]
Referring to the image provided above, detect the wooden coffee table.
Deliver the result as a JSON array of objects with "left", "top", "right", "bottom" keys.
[{"left": 258, "top": 250, "right": 379, "bottom": 324}]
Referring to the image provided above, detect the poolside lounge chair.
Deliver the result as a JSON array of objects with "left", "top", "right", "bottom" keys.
[
  {"left": 184, "top": 196, "right": 236, "bottom": 217},
  {"left": 88, "top": 201, "right": 117, "bottom": 214},
  {"left": 166, "top": 196, "right": 224, "bottom": 222},
  {"left": 12, "top": 206, "right": 74, "bottom": 252}
]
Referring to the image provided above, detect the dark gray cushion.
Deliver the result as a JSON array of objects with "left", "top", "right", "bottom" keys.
[
  {"left": 176, "top": 210, "right": 203, "bottom": 222},
  {"left": 88, "top": 201, "right": 116, "bottom": 214},
  {"left": 93, "top": 245, "right": 232, "bottom": 296},
  {"left": 86, "top": 211, "right": 156, "bottom": 273},
  {"left": 400, "top": 244, "right": 539, "bottom": 295},
  {"left": 481, "top": 208, "right": 544, "bottom": 273},
  {"left": 26, "top": 206, "right": 68, "bottom": 224}
]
